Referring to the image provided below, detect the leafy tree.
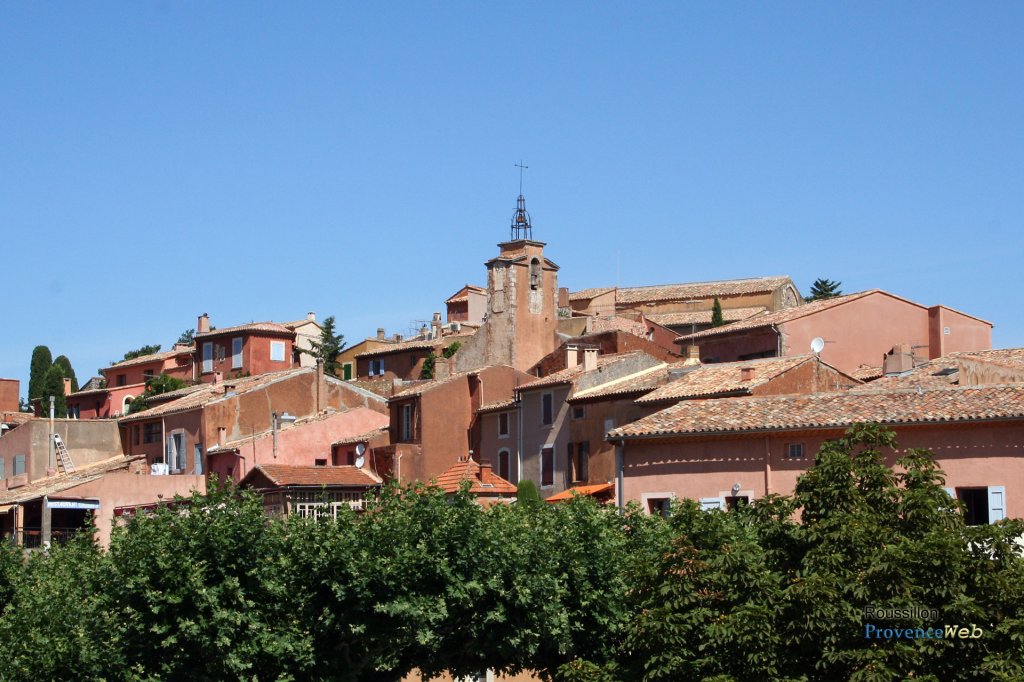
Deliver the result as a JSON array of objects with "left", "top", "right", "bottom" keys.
[
  {"left": 442, "top": 341, "right": 461, "bottom": 359},
  {"left": 127, "top": 373, "right": 187, "bottom": 414},
  {"left": 177, "top": 328, "right": 196, "bottom": 345},
  {"left": 710, "top": 296, "right": 725, "bottom": 327},
  {"left": 52, "top": 355, "right": 79, "bottom": 392},
  {"left": 120, "top": 344, "right": 161, "bottom": 361},
  {"left": 301, "top": 315, "right": 346, "bottom": 377},
  {"left": 805, "top": 277, "right": 843, "bottom": 302},
  {"left": 421, "top": 342, "right": 462, "bottom": 380},
  {"left": 516, "top": 479, "right": 543, "bottom": 508},
  {"left": 28, "top": 345, "right": 52, "bottom": 400},
  {"left": 40, "top": 364, "right": 68, "bottom": 417}
]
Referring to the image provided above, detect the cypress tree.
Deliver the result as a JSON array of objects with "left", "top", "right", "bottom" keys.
[
  {"left": 53, "top": 355, "right": 79, "bottom": 392},
  {"left": 41, "top": 364, "right": 68, "bottom": 418},
  {"left": 28, "top": 345, "right": 53, "bottom": 400},
  {"left": 711, "top": 297, "right": 725, "bottom": 327}
]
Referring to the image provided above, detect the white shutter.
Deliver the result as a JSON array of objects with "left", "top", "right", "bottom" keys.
[
  {"left": 988, "top": 486, "right": 1006, "bottom": 523},
  {"left": 700, "top": 497, "right": 723, "bottom": 511},
  {"left": 943, "top": 487, "right": 956, "bottom": 498}
]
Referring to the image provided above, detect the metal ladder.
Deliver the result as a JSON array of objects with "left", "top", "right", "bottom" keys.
[{"left": 53, "top": 434, "right": 76, "bottom": 474}]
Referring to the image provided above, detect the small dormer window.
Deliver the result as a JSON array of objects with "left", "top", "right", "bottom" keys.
[{"left": 530, "top": 258, "right": 541, "bottom": 290}]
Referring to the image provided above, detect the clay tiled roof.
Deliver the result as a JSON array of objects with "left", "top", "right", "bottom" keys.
[
  {"left": 590, "top": 316, "right": 647, "bottom": 337},
  {"left": 957, "top": 347, "right": 1024, "bottom": 371},
  {"left": 568, "top": 287, "right": 615, "bottom": 302},
  {"left": 0, "top": 456, "right": 141, "bottom": 505},
  {"left": 477, "top": 398, "right": 518, "bottom": 414},
  {"left": 636, "top": 355, "right": 825, "bottom": 404},
  {"left": 433, "top": 458, "right": 517, "bottom": 496},
  {"left": 356, "top": 333, "right": 475, "bottom": 359},
  {"left": 390, "top": 364, "right": 504, "bottom": 400},
  {"left": 616, "top": 276, "right": 793, "bottom": 305},
  {"left": 520, "top": 353, "right": 643, "bottom": 391},
  {"left": 145, "top": 384, "right": 209, "bottom": 403},
  {"left": 445, "top": 285, "right": 486, "bottom": 304},
  {"left": 646, "top": 307, "right": 767, "bottom": 327},
  {"left": 870, "top": 348, "right": 1024, "bottom": 390},
  {"left": 852, "top": 365, "right": 884, "bottom": 382},
  {"left": 610, "top": 384, "right": 1024, "bottom": 440},
  {"left": 545, "top": 483, "right": 615, "bottom": 503},
  {"left": 332, "top": 426, "right": 389, "bottom": 446},
  {"left": 568, "top": 364, "right": 671, "bottom": 403},
  {"left": 195, "top": 322, "right": 294, "bottom": 339},
  {"left": 245, "top": 464, "right": 381, "bottom": 488},
  {"left": 119, "top": 368, "right": 310, "bottom": 422},
  {"left": 0, "top": 412, "right": 33, "bottom": 428},
  {"left": 108, "top": 346, "right": 193, "bottom": 369},
  {"left": 677, "top": 290, "right": 882, "bottom": 341}
]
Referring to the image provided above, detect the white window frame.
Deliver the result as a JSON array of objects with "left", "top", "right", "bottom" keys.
[
  {"left": 498, "top": 412, "right": 510, "bottom": 438},
  {"left": 231, "top": 337, "right": 243, "bottom": 369},
  {"left": 699, "top": 496, "right": 724, "bottom": 511},
  {"left": 270, "top": 340, "right": 286, "bottom": 362},
  {"left": 202, "top": 342, "right": 213, "bottom": 373},
  {"left": 166, "top": 429, "right": 186, "bottom": 473},
  {"left": 951, "top": 486, "right": 1006, "bottom": 525}
]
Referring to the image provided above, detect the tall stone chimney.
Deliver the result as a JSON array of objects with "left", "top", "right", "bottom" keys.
[
  {"left": 431, "top": 312, "right": 443, "bottom": 338},
  {"left": 377, "top": 328, "right": 386, "bottom": 341},
  {"left": 683, "top": 344, "right": 701, "bottom": 366},
  {"left": 883, "top": 344, "right": 915, "bottom": 375},
  {"left": 566, "top": 344, "right": 579, "bottom": 369},
  {"left": 583, "top": 347, "right": 598, "bottom": 372},
  {"left": 198, "top": 313, "right": 211, "bottom": 334}
]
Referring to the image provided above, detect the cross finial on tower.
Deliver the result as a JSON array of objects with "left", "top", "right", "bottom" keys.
[
  {"left": 515, "top": 160, "right": 528, "bottom": 195},
  {"left": 510, "top": 160, "right": 532, "bottom": 240}
]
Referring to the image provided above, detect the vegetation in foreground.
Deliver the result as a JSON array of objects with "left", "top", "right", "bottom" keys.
[{"left": 0, "top": 425, "right": 1022, "bottom": 681}]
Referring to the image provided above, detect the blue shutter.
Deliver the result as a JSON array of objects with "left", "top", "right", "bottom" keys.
[{"left": 988, "top": 486, "right": 1006, "bottom": 523}]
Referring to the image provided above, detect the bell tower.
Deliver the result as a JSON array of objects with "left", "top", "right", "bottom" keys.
[{"left": 453, "top": 182, "right": 560, "bottom": 373}]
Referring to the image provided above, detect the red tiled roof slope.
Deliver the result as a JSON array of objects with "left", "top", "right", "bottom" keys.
[
  {"left": 610, "top": 384, "right": 1024, "bottom": 439},
  {"left": 646, "top": 307, "right": 766, "bottom": 327},
  {"left": 250, "top": 464, "right": 381, "bottom": 487},
  {"left": 433, "top": 459, "right": 517, "bottom": 495},
  {"left": 195, "top": 322, "right": 294, "bottom": 338},
  {"left": 636, "top": 355, "right": 828, "bottom": 404}
]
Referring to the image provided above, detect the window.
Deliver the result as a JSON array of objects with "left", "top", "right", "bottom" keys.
[
  {"left": 270, "top": 341, "right": 286, "bottom": 362},
  {"left": 0, "top": 458, "right": 5, "bottom": 479},
  {"left": 498, "top": 412, "right": 509, "bottom": 438},
  {"left": 725, "top": 496, "right": 750, "bottom": 510},
  {"left": 232, "top": 337, "right": 243, "bottom": 369},
  {"left": 194, "top": 445, "right": 203, "bottom": 475},
  {"left": 530, "top": 257, "right": 541, "bottom": 290},
  {"left": 314, "top": 458, "right": 327, "bottom": 467},
  {"left": 202, "top": 342, "right": 213, "bottom": 373},
  {"left": 566, "top": 443, "right": 574, "bottom": 484},
  {"left": 699, "top": 497, "right": 724, "bottom": 511},
  {"left": 369, "top": 359, "right": 385, "bottom": 376},
  {"left": 342, "top": 363, "right": 353, "bottom": 380},
  {"left": 497, "top": 449, "right": 511, "bottom": 482},
  {"left": 541, "top": 393, "right": 553, "bottom": 425},
  {"left": 541, "top": 446, "right": 554, "bottom": 487},
  {"left": 166, "top": 432, "right": 186, "bottom": 472},
  {"left": 956, "top": 486, "right": 1006, "bottom": 526},
  {"left": 576, "top": 441, "right": 589, "bottom": 482},
  {"left": 143, "top": 422, "right": 161, "bottom": 444},
  {"left": 648, "top": 497, "right": 672, "bottom": 517},
  {"left": 400, "top": 403, "right": 414, "bottom": 441},
  {"left": 13, "top": 454, "right": 26, "bottom": 476},
  {"left": 143, "top": 369, "right": 155, "bottom": 381},
  {"left": 571, "top": 405, "right": 585, "bottom": 420},
  {"left": 786, "top": 443, "right": 804, "bottom": 459},
  {"left": 117, "top": 374, "right": 127, "bottom": 387}
]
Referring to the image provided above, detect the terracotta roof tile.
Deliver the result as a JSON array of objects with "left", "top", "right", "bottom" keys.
[
  {"left": 477, "top": 398, "right": 518, "bottom": 414},
  {"left": 545, "top": 483, "right": 615, "bottom": 503},
  {"left": 616, "top": 276, "right": 793, "bottom": 305},
  {"left": 332, "top": 426, "right": 389, "bottom": 446},
  {"left": 246, "top": 464, "right": 381, "bottom": 488},
  {"left": 108, "top": 347, "right": 193, "bottom": 369},
  {"left": 389, "top": 364, "right": 504, "bottom": 400},
  {"left": 567, "top": 364, "right": 672, "bottom": 403},
  {"left": 852, "top": 365, "right": 884, "bottom": 381},
  {"left": 646, "top": 307, "right": 766, "bottom": 327},
  {"left": 195, "top": 322, "right": 294, "bottom": 338},
  {"left": 520, "top": 352, "right": 644, "bottom": 391},
  {"left": 0, "top": 456, "right": 141, "bottom": 504},
  {"left": 568, "top": 287, "right": 615, "bottom": 302},
  {"left": 636, "top": 355, "right": 826, "bottom": 404},
  {"left": 610, "top": 384, "right": 1024, "bottom": 439},
  {"left": 445, "top": 285, "right": 486, "bottom": 304},
  {"left": 356, "top": 333, "right": 475, "bottom": 359},
  {"left": 432, "top": 458, "right": 517, "bottom": 495},
  {"left": 590, "top": 316, "right": 647, "bottom": 337}
]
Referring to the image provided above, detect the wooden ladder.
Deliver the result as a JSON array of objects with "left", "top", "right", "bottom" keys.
[{"left": 53, "top": 434, "right": 76, "bottom": 474}]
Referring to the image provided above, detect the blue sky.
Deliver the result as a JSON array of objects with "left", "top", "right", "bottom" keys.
[{"left": 2, "top": 2, "right": 1022, "bottom": 396}]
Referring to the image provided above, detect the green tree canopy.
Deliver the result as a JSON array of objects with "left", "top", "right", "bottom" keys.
[
  {"left": 28, "top": 345, "right": 52, "bottom": 400},
  {"left": 301, "top": 315, "right": 345, "bottom": 377},
  {"left": 710, "top": 296, "right": 725, "bottom": 327},
  {"left": 120, "top": 344, "right": 161, "bottom": 362},
  {"left": 176, "top": 328, "right": 195, "bottom": 345},
  {"left": 52, "top": 355, "right": 78, "bottom": 392},
  {"left": 127, "top": 373, "right": 187, "bottom": 414},
  {"left": 805, "top": 277, "right": 843, "bottom": 302},
  {"left": 40, "top": 364, "right": 68, "bottom": 418}
]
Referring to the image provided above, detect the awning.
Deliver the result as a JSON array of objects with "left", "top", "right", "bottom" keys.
[{"left": 47, "top": 499, "right": 100, "bottom": 510}]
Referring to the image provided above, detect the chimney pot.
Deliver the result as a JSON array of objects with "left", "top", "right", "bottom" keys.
[
  {"left": 566, "top": 344, "right": 579, "bottom": 369},
  {"left": 63, "top": 377, "right": 72, "bottom": 396},
  {"left": 307, "top": 311, "right": 316, "bottom": 321},
  {"left": 198, "top": 313, "right": 210, "bottom": 334},
  {"left": 740, "top": 367, "right": 756, "bottom": 382},
  {"left": 377, "top": 328, "right": 386, "bottom": 341},
  {"left": 583, "top": 347, "right": 598, "bottom": 372},
  {"left": 683, "top": 344, "right": 701, "bottom": 366},
  {"left": 432, "top": 311, "right": 442, "bottom": 323}
]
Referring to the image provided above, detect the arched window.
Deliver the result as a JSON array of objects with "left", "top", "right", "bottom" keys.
[
  {"left": 122, "top": 395, "right": 134, "bottom": 415},
  {"left": 497, "top": 448, "right": 511, "bottom": 482},
  {"left": 530, "top": 258, "right": 541, "bottom": 290}
]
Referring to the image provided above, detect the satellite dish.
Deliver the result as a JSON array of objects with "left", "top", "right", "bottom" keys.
[
  {"left": 354, "top": 454, "right": 365, "bottom": 468},
  {"left": 810, "top": 337, "right": 825, "bottom": 354},
  {"left": 355, "top": 443, "right": 366, "bottom": 456}
]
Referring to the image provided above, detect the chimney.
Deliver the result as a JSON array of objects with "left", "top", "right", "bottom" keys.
[
  {"left": 63, "top": 378, "right": 72, "bottom": 396},
  {"left": 173, "top": 342, "right": 191, "bottom": 352},
  {"left": 198, "top": 313, "right": 210, "bottom": 334},
  {"left": 558, "top": 287, "right": 569, "bottom": 308},
  {"left": 566, "top": 344, "right": 579, "bottom": 369},
  {"left": 883, "top": 344, "right": 914, "bottom": 375},
  {"left": 683, "top": 344, "right": 701, "bottom": 366},
  {"left": 740, "top": 367, "right": 756, "bottom": 382},
  {"left": 420, "top": 324, "right": 429, "bottom": 338},
  {"left": 393, "top": 333, "right": 403, "bottom": 343},
  {"left": 307, "top": 311, "right": 316, "bottom": 322},
  {"left": 217, "top": 427, "right": 226, "bottom": 448},
  {"left": 213, "top": 371, "right": 223, "bottom": 384},
  {"left": 377, "top": 327, "right": 386, "bottom": 341},
  {"left": 583, "top": 347, "right": 598, "bottom": 372},
  {"left": 222, "top": 381, "right": 236, "bottom": 395},
  {"left": 434, "top": 357, "right": 451, "bottom": 381},
  {"left": 431, "top": 311, "right": 443, "bottom": 338},
  {"left": 479, "top": 459, "right": 493, "bottom": 480}
]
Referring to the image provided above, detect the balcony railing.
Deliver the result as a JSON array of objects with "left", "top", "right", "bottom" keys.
[{"left": 2, "top": 527, "right": 89, "bottom": 548}]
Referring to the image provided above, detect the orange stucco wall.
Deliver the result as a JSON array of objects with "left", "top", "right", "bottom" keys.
[
  {"left": 198, "top": 334, "right": 295, "bottom": 383},
  {"left": 622, "top": 421, "right": 1024, "bottom": 519}
]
